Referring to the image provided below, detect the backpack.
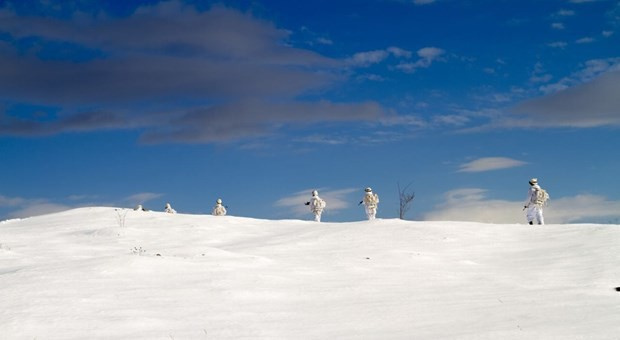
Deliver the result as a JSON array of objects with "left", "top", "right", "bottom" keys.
[
  {"left": 364, "top": 193, "right": 379, "bottom": 206},
  {"left": 311, "top": 197, "right": 326, "bottom": 210},
  {"left": 534, "top": 188, "right": 549, "bottom": 205}
]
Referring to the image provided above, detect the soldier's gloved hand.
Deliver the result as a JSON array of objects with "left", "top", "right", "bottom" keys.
[{"left": 304, "top": 202, "right": 310, "bottom": 206}]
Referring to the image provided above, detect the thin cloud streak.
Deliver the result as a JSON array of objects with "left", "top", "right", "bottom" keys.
[{"left": 458, "top": 157, "right": 527, "bottom": 173}]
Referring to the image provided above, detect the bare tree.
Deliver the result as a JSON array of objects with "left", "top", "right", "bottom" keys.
[{"left": 398, "top": 182, "right": 415, "bottom": 220}]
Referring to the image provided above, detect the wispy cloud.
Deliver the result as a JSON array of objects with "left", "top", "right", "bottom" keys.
[
  {"left": 529, "top": 62, "right": 553, "bottom": 84},
  {"left": 548, "top": 41, "right": 568, "bottom": 48},
  {"left": 551, "top": 22, "right": 565, "bottom": 30},
  {"left": 124, "top": 193, "right": 164, "bottom": 205},
  {"left": 0, "top": 194, "right": 26, "bottom": 207},
  {"left": 556, "top": 9, "right": 575, "bottom": 16},
  {"left": 458, "top": 157, "right": 527, "bottom": 173},
  {"left": 347, "top": 50, "right": 391, "bottom": 67},
  {"left": 396, "top": 47, "right": 445, "bottom": 73},
  {"left": 576, "top": 37, "right": 595, "bottom": 44},
  {"left": 423, "top": 188, "right": 620, "bottom": 224},
  {"left": 346, "top": 46, "right": 412, "bottom": 67},
  {"left": 413, "top": 0, "right": 437, "bottom": 5}
]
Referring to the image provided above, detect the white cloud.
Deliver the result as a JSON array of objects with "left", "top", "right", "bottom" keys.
[
  {"left": 387, "top": 46, "right": 413, "bottom": 58},
  {"left": 528, "top": 62, "right": 553, "bottom": 84},
  {"left": 548, "top": 41, "right": 568, "bottom": 48},
  {"left": 124, "top": 192, "right": 164, "bottom": 205},
  {"left": 413, "top": 0, "right": 437, "bottom": 4},
  {"left": 347, "top": 50, "right": 390, "bottom": 67},
  {"left": 316, "top": 37, "right": 333, "bottom": 45},
  {"left": 576, "top": 37, "right": 595, "bottom": 44},
  {"left": 347, "top": 46, "right": 412, "bottom": 67},
  {"left": 551, "top": 22, "right": 565, "bottom": 30},
  {"left": 275, "top": 188, "right": 357, "bottom": 217},
  {"left": 379, "top": 115, "right": 427, "bottom": 127},
  {"left": 432, "top": 114, "right": 470, "bottom": 126},
  {"left": 295, "top": 135, "right": 349, "bottom": 145},
  {"left": 396, "top": 47, "right": 445, "bottom": 73},
  {"left": 417, "top": 47, "right": 445, "bottom": 60},
  {"left": 423, "top": 189, "right": 620, "bottom": 224},
  {"left": 602, "top": 30, "right": 614, "bottom": 37},
  {"left": 556, "top": 9, "right": 575, "bottom": 16},
  {"left": 530, "top": 74, "right": 553, "bottom": 83},
  {"left": 458, "top": 157, "right": 527, "bottom": 173},
  {"left": 357, "top": 74, "right": 386, "bottom": 82},
  {"left": 0, "top": 194, "right": 26, "bottom": 206}
]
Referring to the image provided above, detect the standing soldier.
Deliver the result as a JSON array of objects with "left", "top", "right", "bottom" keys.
[
  {"left": 305, "top": 190, "right": 326, "bottom": 222},
  {"left": 524, "top": 178, "right": 549, "bottom": 225},
  {"left": 360, "top": 187, "right": 379, "bottom": 220}
]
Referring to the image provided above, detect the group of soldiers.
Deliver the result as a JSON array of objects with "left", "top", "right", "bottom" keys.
[
  {"left": 134, "top": 178, "right": 546, "bottom": 224},
  {"left": 133, "top": 188, "right": 379, "bottom": 222},
  {"left": 135, "top": 199, "right": 227, "bottom": 216},
  {"left": 306, "top": 178, "right": 548, "bottom": 225},
  {"left": 305, "top": 187, "right": 379, "bottom": 222}
]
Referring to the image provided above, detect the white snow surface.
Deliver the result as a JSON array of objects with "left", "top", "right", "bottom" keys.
[{"left": 1, "top": 207, "right": 619, "bottom": 339}]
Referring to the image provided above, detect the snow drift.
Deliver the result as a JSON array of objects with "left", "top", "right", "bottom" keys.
[{"left": 1, "top": 207, "right": 619, "bottom": 339}]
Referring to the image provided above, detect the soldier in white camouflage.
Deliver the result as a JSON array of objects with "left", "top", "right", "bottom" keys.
[{"left": 524, "top": 178, "right": 548, "bottom": 225}]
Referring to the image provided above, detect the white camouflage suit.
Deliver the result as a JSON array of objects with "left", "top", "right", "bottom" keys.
[
  {"left": 307, "top": 191, "right": 326, "bottom": 222},
  {"left": 524, "top": 180, "right": 545, "bottom": 225},
  {"left": 212, "top": 199, "right": 227, "bottom": 216},
  {"left": 164, "top": 203, "right": 177, "bottom": 214},
  {"left": 362, "top": 189, "right": 379, "bottom": 220}
]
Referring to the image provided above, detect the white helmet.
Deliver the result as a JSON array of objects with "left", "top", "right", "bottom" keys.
[
  {"left": 312, "top": 190, "right": 318, "bottom": 196},
  {"left": 216, "top": 198, "right": 222, "bottom": 204},
  {"left": 364, "top": 187, "right": 372, "bottom": 192},
  {"left": 529, "top": 178, "right": 538, "bottom": 185}
]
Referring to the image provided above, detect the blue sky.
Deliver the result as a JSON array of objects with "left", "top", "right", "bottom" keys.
[{"left": 1, "top": 0, "right": 620, "bottom": 223}]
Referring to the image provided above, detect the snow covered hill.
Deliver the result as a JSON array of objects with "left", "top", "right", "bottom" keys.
[{"left": 1, "top": 207, "right": 619, "bottom": 339}]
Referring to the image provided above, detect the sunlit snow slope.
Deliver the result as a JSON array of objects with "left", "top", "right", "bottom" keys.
[{"left": 1, "top": 207, "right": 619, "bottom": 339}]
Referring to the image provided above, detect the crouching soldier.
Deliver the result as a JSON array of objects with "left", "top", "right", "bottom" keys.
[
  {"left": 164, "top": 203, "right": 177, "bottom": 214},
  {"left": 305, "top": 190, "right": 326, "bottom": 222},
  {"left": 212, "top": 198, "right": 227, "bottom": 216}
]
